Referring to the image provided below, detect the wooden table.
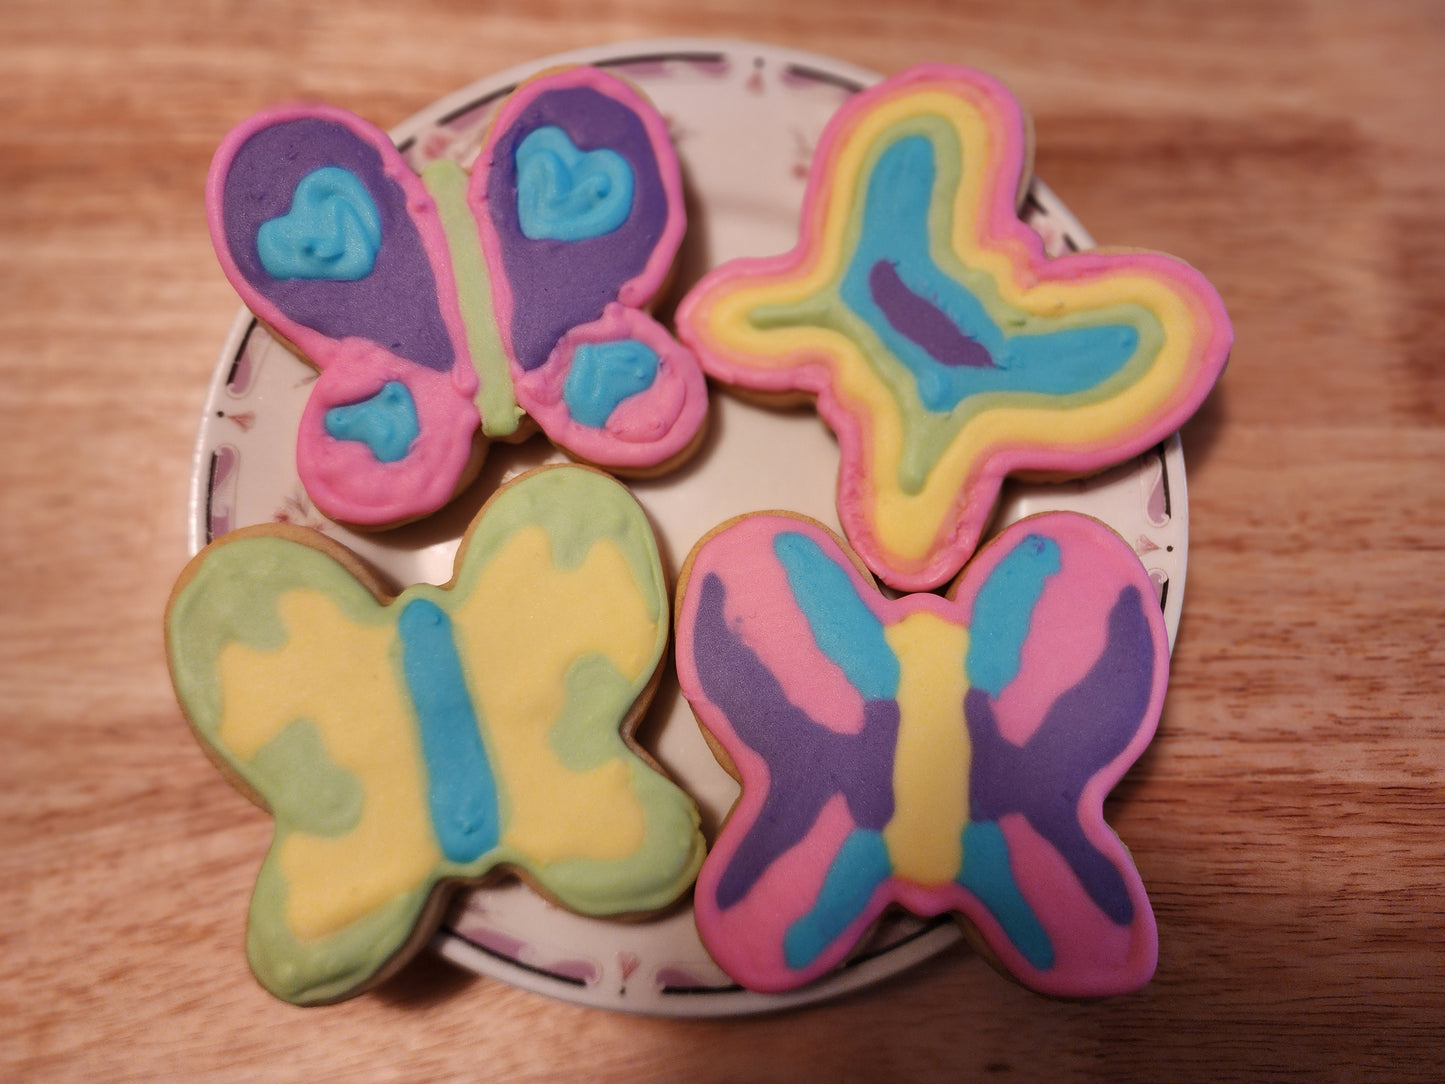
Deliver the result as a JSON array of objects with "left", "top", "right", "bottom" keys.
[{"left": 3, "top": 2, "right": 1441, "bottom": 1079}]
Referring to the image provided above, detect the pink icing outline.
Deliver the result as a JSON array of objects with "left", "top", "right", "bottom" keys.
[
  {"left": 676, "top": 65, "right": 1231, "bottom": 591},
  {"left": 469, "top": 66, "right": 688, "bottom": 382},
  {"left": 206, "top": 103, "right": 482, "bottom": 527},
  {"left": 677, "top": 511, "right": 1167, "bottom": 997},
  {"left": 512, "top": 304, "right": 707, "bottom": 469},
  {"left": 296, "top": 341, "right": 481, "bottom": 525}
]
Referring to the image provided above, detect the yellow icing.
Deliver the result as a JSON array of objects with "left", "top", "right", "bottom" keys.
[
  {"left": 217, "top": 590, "right": 440, "bottom": 941},
  {"left": 880, "top": 612, "right": 971, "bottom": 884},
  {"left": 450, "top": 525, "right": 655, "bottom": 862}
]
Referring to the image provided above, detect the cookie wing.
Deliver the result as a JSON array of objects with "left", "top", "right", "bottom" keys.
[
  {"left": 207, "top": 106, "right": 482, "bottom": 527},
  {"left": 166, "top": 529, "right": 450, "bottom": 1004},
  {"left": 442, "top": 466, "right": 705, "bottom": 914},
  {"left": 468, "top": 67, "right": 707, "bottom": 471}
]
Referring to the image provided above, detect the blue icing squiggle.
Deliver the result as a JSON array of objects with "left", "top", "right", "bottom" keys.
[
  {"left": 323, "top": 381, "right": 419, "bottom": 463},
  {"left": 839, "top": 134, "right": 1138, "bottom": 414},
  {"left": 397, "top": 599, "right": 500, "bottom": 864},
  {"left": 563, "top": 339, "right": 659, "bottom": 427},
  {"left": 774, "top": 532, "right": 899, "bottom": 700},
  {"left": 965, "top": 533, "right": 1060, "bottom": 697},
  {"left": 257, "top": 165, "right": 382, "bottom": 280},
  {"left": 514, "top": 126, "right": 634, "bottom": 242}
]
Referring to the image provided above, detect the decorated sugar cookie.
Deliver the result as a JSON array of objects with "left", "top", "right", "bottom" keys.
[
  {"left": 208, "top": 66, "right": 707, "bottom": 529},
  {"left": 674, "top": 510, "right": 1165, "bottom": 998},
  {"left": 677, "top": 64, "right": 1230, "bottom": 591},
  {"left": 166, "top": 466, "right": 704, "bottom": 1004}
]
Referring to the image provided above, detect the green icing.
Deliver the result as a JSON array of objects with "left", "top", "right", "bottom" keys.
[
  {"left": 550, "top": 655, "right": 640, "bottom": 773},
  {"left": 420, "top": 158, "right": 522, "bottom": 438},
  {"left": 247, "top": 841, "right": 435, "bottom": 1005},
  {"left": 249, "top": 720, "right": 363, "bottom": 838}
]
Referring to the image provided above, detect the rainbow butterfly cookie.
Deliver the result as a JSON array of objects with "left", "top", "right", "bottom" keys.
[
  {"left": 209, "top": 66, "right": 707, "bottom": 529},
  {"left": 677, "top": 64, "right": 1231, "bottom": 591},
  {"left": 675, "top": 511, "right": 1165, "bottom": 997},
  {"left": 166, "top": 466, "right": 704, "bottom": 1004}
]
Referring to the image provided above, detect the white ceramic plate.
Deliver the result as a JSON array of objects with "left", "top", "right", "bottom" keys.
[{"left": 188, "top": 38, "right": 1188, "bottom": 1016}]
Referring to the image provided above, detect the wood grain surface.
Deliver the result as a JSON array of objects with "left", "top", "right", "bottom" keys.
[{"left": 2, "top": 1, "right": 1442, "bottom": 1079}]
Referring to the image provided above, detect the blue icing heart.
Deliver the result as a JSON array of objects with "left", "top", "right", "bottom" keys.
[
  {"left": 323, "top": 381, "right": 419, "bottom": 462},
  {"left": 514, "top": 126, "right": 634, "bottom": 242},
  {"left": 257, "top": 166, "right": 382, "bottom": 280},
  {"left": 563, "top": 339, "right": 659, "bottom": 428}
]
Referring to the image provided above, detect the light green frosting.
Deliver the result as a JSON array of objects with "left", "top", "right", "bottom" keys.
[{"left": 421, "top": 157, "right": 523, "bottom": 437}]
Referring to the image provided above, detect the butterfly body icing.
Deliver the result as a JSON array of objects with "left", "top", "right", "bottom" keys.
[
  {"left": 208, "top": 67, "right": 707, "bottom": 527},
  {"left": 677, "top": 65, "right": 1231, "bottom": 591},
  {"left": 675, "top": 511, "right": 1165, "bottom": 997},
  {"left": 167, "top": 467, "right": 704, "bottom": 1004}
]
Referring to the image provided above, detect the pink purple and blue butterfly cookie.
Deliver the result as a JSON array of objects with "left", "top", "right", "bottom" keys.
[
  {"left": 674, "top": 510, "right": 1166, "bottom": 998},
  {"left": 166, "top": 465, "right": 705, "bottom": 1004},
  {"left": 676, "top": 64, "right": 1231, "bottom": 591},
  {"left": 207, "top": 65, "right": 707, "bottom": 529}
]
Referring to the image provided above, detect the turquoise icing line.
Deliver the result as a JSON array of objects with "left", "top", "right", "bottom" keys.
[
  {"left": 563, "top": 338, "right": 659, "bottom": 427},
  {"left": 397, "top": 599, "right": 499, "bottom": 864},
  {"left": 838, "top": 134, "right": 1139, "bottom": 414},
  {"left": 783, "top": 828, "right": 892, "bottom": 969},
  {"left": 514, "top": 126, "right": 634, "bottom": 242},
  {"left": 773, "top": 531, "right": 899, "bottom": 700},
  {"left": 257, "top": 165, "right": 382, "bottom": 281},
  {"left": 323, "top": 381, "right": 420, "bottom": 463},
  {"left": 958, "top": 821, "right": 1054, "bottom": 969},
  {"left": 964, "top": 533, "right": 1061, "bottom": 697}
]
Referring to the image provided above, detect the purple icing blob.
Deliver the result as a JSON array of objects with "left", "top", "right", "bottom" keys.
[
  {"left": 965, "top": 584, "right": 1156, "bottom": 924},
  {"left": 221, "top": 117, "right": 454, "bottom": 371},
  {"left": 868, "top": 260, "right": 996, "bottom": 369},
  {"left": 692, "top": 573, "right": 898, "bottom": 910},
  {"left": 486, "top": 85, "right": 671, "bottom": 372}
]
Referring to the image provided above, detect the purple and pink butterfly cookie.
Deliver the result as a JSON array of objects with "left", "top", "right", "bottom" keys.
[
  {"left": 208, "top": 66, "right": 708, "bottom": 528},
  {"left": 675, "top": 510, "right": 1166, "bottom": 998}
]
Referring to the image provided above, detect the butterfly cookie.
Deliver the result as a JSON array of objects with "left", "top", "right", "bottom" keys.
[
  {"left": 208, "top": 66, "right": 707, "bottom": 529},
  {"left": 167, "top": 465, "right": 704, "bottom": 1004},
  {"left": 677, "top": 64, "right": 1230, "bottom": 591},
  {"left": 675, "top": 510, "right": 1165, "bottom": 997}
]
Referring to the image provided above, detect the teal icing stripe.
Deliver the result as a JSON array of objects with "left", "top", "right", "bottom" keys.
[
  {"left": 323, "top": 381, "right": 419, "bottom": 463},
  {"left": 564, "top": 339, "right": 659, "bottom": 427},
  {"left": 783, "top": 828, "right": 892, "bottom": 969},
  {"left": 257, "top": 165, "right": 382, "bottom": 281},
  {"left": 515, "top": 126, "right": 634, "bottom": 242},
  {"left": 774, "top": 532, "right": 899, "bottom": 700},
  {"left": 397, "top": 599, "right": 499, "bottom": 864},
  {"left": 964, "top": 534, "right": 1061, "bottom": 697},
  {"left": 959, "top": 821, "right": 1054, "bottom": 969}
]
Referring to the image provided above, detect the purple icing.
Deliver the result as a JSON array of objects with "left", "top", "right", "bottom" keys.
[
  {"left": 692, "top": 573, "right": 898, "bottom": 910},
  {"left": 965, "top": 585, "right": 1156, "bottom": 924},
  {"left": 221, "top": 117, "right": 454, "bottom": 371},
  {"left": 868, "top": 260, "right": 996, "bottom": 369},
  {"left": 486, "top": 85, "right": 671, "bottom": 372}
]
